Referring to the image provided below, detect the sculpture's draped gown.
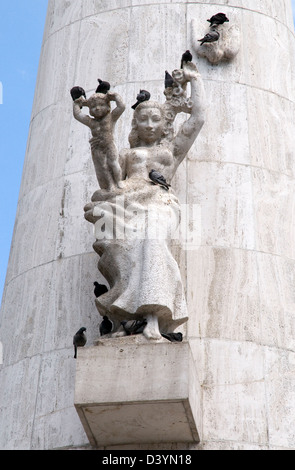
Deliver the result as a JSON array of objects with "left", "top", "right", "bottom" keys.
[{"left": 89, "top": 175, "right": 188, "bottom": 332}]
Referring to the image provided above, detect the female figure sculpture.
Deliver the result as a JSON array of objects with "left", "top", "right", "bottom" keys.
[{"left": 82, "top": 61, "right": 206, "bottom": 340}]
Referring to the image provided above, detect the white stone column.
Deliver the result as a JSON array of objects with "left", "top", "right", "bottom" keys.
[{"left": 0, "top": 0, "right": 295, "bottom": 450}]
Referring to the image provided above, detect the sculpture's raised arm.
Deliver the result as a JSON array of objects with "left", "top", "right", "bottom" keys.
[
  {"left": 172, "top": 61, "right": 206, "bottom": 169},
  {"left": 108, "top": 91, "right": 126, "bottom": 123}
]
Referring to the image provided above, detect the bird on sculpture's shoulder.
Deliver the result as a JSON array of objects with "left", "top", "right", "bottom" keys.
[
  {"left": 100, "top": 315, "right": 113, "bottom": 336},
  {"left": 207, "top": 12, "right": 229, "bottom": 26},
  {"left": 161, "top": 332, "right": 183, "bottom": 342},
  {"left": 149, "top": 169, "right": 171, "bottom": 190},
  {"left": 121, "top": 319, "right": 147, "bottom": 335},
  {"left": 70, "top": 86, "right": 86, "bottom": 101},
  {"left": 180, "top": 50, "right": 193, "bottom": 68},
  {"left": 131, "top": 89, "right": 151, "bottom": 110},
  {"left": 96, "top": 79, "right": 111, "bottom": 94},
  {"left": 94, "top": 281, "right": 108, "bottom": 298},
  {"left": 73, "top": 327, "right": 87, "bottom": 359},
  {"left": 198, "top": 26, "right": 220, "bottom": 46}
]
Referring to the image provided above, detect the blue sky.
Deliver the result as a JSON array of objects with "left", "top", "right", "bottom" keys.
[
  {"left": 0, "top": 1, "right": 295, "bottom": 304},
  {"left": 0, "top": 1, "right": 48, "bottom": 303}
]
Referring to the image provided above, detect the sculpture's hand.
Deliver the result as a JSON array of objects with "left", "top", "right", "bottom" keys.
[
  {"left": 74, "top": 96, "right": 87, "bottom": 107},
  {"left": 182, "top": 61, "right": 200, "bottom": 81},
  {"left": 106, "top": 91, "right": 117, "bottom": 101}
]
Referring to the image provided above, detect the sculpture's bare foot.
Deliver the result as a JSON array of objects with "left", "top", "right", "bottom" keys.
[
  {"left": 143, "top": 314, "right": 162, "bottom": 340},
  {"left": 117, "top": 181, "right": 124, "bottom": 189}
]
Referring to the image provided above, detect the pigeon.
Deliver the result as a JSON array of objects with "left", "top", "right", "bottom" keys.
[
  {"left": 180, "top": 50, "right": 193, "bottom": 68},
  {"left": 94, "top": 281, "right": 108, "bottom": 298},
  {"left": 149, "top": 169, "right": 171, "bottom": 190},
  {"left": 73, "top": 327, "right": 87, "bottom": 358},
  {"left": 198, "top": 27, "right": 220, "bottom": 46},
  {"left": 96, "top": 79, "right": 111, "bottom": 94},
  {"left": 121, "top": 319, "right": 147, "bottom": 335},
  {"left": 164, "top": 71, "right": 174, "bottom": 89},
  {"left": 70, "top": 86, "right": 86, "bottom": 101},
  {"left": 99, "top": 315, "right": 113, "bottom": 336},
  {"left": 207, "top": 13, "right": 229, "bottom": 26},
  {"left": 131, "top": 89, "right": 151, "bottom": 110},
  {"left": 161, "top": 332, "right": 183, "bottom": 342}
]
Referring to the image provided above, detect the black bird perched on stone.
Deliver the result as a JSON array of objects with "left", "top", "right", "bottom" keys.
[
  {"left": 161, "top": 332, "right": 183, "bottom": 342},
  {"left": 73, "top": 327, "right": 87, "bottom": 359},
  {"left": 121, "top": 319, "right": 147, "bottom": 335},
  {"left": 149, "top": 169, "right": 171, "bottom": 190},
  {"left": 164, "top": 70, "right": 174, "bottom": 89},
  {"left": 99, "top": 315, "right": 113, "bottom": 336},
  {"left": 131, "top": 89, "right": 151, "bottom": 110},
  {"left": 70, "top": 86, "right": 86, "bottom": 101},
  {"left": 96, "top": 78, "right": 111, "bottom": 94},
  {"left": 180, "top": 50, "right": 193, "bottom": 68},
  {"left": 198, "top": 26, "right": 220, "bottom": 46},
  {"left": 207, "top": 12, "right": 229, "bottom": 26},
  {"left": 94, "top": 281, "right": 108, "bottom": 298}
]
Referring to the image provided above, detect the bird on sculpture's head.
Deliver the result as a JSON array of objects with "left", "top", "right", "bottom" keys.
[
  {"left": 96, "top": 79, "right": 111, "bottom": 94},
  {"left": 207, "top": 12, "right": 229, "bottom": 26},
  {"left": 73, "top": 327, "right": 87, "bottom": 359},
  {"left": 131, "top": 89, "right": 151, "bottom": 110}
]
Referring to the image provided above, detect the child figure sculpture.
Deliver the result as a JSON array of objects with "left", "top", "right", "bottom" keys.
[{"left": 73, "top": 90, "right": 125, "bottom": 190}]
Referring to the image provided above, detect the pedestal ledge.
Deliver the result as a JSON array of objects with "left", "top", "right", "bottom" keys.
[{"left": 74, "top": 335, "right": 201, "bottom": 447}]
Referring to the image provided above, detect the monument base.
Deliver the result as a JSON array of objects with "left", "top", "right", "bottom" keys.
[{"left": 74, "top": 336, "right": 200, "bottom": 447}]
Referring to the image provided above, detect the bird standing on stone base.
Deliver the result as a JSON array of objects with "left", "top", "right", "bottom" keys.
[
  {"left": 161, "top": 332, "right": 183, "bottom": 342},
  {"left": 73, "top": 327, "right": 87, "bottom": 359},
  {"left": 121, "top": 319, "right": 147, "bottom": 335},
  {"left": 99, "top": 315, "right": 113, "bottom": 336}
]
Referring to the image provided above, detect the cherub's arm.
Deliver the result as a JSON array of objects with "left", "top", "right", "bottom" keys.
[
  {"left": 172, "top": 62, "right": 206, "bottom": 167},
  {"left": 73, "top": 98, "right": 93, "bottom": 128},
  {"left": 107, "top": 92, "right": 126, "bottom": 122}
]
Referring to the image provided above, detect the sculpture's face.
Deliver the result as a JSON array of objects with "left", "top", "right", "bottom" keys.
[
  {"left": 89, "top": 97, "right": 110, "bottom": 118},
  {"left": 136, "top": 107, "right": 164, "bottom": 145}
]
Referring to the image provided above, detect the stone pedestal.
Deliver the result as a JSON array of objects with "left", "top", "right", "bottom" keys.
[{"left": 74, "top": 336, "right": 200, "bottom": 447}]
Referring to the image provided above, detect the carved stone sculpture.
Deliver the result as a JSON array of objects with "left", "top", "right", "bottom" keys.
[
  {"left": 73, "top": 91, "right": 125, "bottom": 190},
  {"left": 75, "top": 61, "right": 206, "bottom": 340},
  {"left": 192, "top": 18, "right": 240, "bottom": 64}
]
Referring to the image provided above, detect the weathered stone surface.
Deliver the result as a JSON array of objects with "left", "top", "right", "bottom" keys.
[
  {"left": 1, "top": 0, "right": 295, "bottom": 451},
  {"left": 74, "top": 337, "right": 200, "bottom": 447}
]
